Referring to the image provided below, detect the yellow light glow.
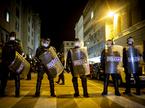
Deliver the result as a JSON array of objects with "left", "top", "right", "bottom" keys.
[{"left": 108, "top": 11, "right": 115, "bottom": 17}]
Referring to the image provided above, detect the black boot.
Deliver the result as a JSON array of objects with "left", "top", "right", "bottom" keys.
[
  {"left": 15, "top": 75, "right": 20, "bottom": 97},
  {"left": 123, "top": 73, "right": 131, "bottom": 95},
  {"left": 102, "top": 74, "right": 109, "bottom": 96},
  {"left": 35, "top": 79, "right": 41, "bottom": 97},
  {"left": 15, "top": 90, "right": 20, "bottom": 97},
  {"left": 134, "top": 74, "right": 141, "bottom": 95},
  {"left": 49, "top": 78, "right": 56, "bottom": 97},
  {"left": 72, "top": 77, "right": 79, "bottom": 97},
  {"left": 81, "top": 77, "right": 89, "bottom": 97},
  {"left": 112, "top": 74, "right": 121, "bottom": 96},
  {"left": 60, "top": 72, "right": 65, "bottom": 85},
  {"left": 0, "top": 72, "right": 8, "bottom": 97}
]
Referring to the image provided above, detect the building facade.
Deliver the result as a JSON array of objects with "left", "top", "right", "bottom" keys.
[
  {"left": 63, "top": 41, "right": 75, "bottom": 67},
  {"left": 0, "top": 0, "right": 22, "bottom": 43},
  {"left": 0, "top": 0, "right": 41, "bottom": 58},
  {"left": 82, "top": 0, "right": 145, "bottom": 63},
  {"left": 75, "top": 15, "right": 84, "bottom": 47}
]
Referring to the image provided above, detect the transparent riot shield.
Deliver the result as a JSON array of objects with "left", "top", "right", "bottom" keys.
[
  {"left": 9, "top": 51, "right": 30, "bottom": 79},
  {"left": 135, "top": 45, "right": 144, "bottom": 63},
  {"left": 39, "top": 46, "right": 64, "bottom": 78},
  {"left": 127, "top": 45, "right": 142, "bottom": 74},
  {"left": 71, "top": 47, "right": 90, "bottom": 77},
  {"left": 112, "top": 45, "right": 124, "bottom": 73},
  {"left": 105, "top": 45, "right": 124, "bottom": 74}
]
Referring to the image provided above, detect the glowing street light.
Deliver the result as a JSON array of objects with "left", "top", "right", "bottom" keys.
[
  {"left": 107, "top": 11, "right": 115, "bottom": 17},
  {"left": 106, "top": 10, "right": 120, "bottom": 40}
]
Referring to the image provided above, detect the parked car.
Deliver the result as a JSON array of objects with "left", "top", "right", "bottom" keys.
[{"left": 89, "top": 63, "right": 102, "bottom": 80}]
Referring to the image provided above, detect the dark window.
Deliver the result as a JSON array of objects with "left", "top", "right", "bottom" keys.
[
  {"left": 15, "top": 20, "right": 19, "bottom": 32},
  {"left": 128, "top": 7, "right": 132, "bottom": 27},
  {"left": 66, "top": 43, "right": 69, "bottom": 46},
  {"left": 16, "top": 0, "right": 20, "bottom": 5},
  {"left": 16, "top": 8, "right": 19, "bottom": 18}
]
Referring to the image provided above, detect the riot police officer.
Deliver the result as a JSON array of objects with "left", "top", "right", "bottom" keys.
[
  {"left": 0, "top": 40, "right": 3, "bottom": 94},
  {"left": 143, "top": 47, "right": 145, "bottom": 62},
  {"left": 101, "top": 39, "right": 121, "bottom": 96},
  {"left": 34, "top": 38, "right": 56, "bottom": 97},
  {"left": 66, "top": 38, "right": 89, "bottom": 97},
  {"left": 123, "top": 37, "right": 141, "bottom": 95},
  {"left": 0, "top": 32, "right": 24, "bottom": 97}
]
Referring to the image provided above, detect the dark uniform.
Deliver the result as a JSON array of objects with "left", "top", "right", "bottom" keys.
[
  {"left": 0, "top": 34, "right": 23, "bottom": 97},
  {"left": 101, "top": 43, "right": 121, "bottom": 96},
  {"left": 123, "top": 46, "right": 141, "bottom": 95},
  {"left": 0, "top": 41, "right": 3, "bottom": 93},
  {"left": 35, "top": 45, "right": 56, "bottom": 97},
  {"left": 143, "top": 50, "right": 145, "bottom": 62},
  {"left": 66, "top": 46, "right": 89, "bottom": 97}
]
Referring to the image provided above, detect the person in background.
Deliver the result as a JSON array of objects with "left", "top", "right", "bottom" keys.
[
  {"left": 101, "top": 39, "right": 121, "bottom": 96},
  {"left": 56, "top": 52, "right": 65, "bottom": 85},
  {"left": 26, "top": 54, "right": 33, "bottom": 80}
]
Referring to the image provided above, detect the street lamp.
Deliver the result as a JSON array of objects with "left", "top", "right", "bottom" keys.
[
  {"left": 107, "top": 11, "right": 115, "bottom": 17},
  {"left": 105, "top": 11, "right": 119, "bottom": 40}
]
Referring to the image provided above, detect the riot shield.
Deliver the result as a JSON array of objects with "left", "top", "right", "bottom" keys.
[
  {"left": 20, "top": 55, "right": 30, "bottom": 79},
  {"left": 105, "top": 45, "right": 124, "bottom": 74},
  {"left": 126, "top": 45, "right": 142, "bottom": 74},
  {"left": 70, "top": 47, "right": 90, "bottom": 77},
  {"left": 9, "top": 51, "right": 30, "bottom": 79},
  {"left": 39, "top": 46, "right": 64, "bottom": 78},
  {"left": 135, "top": 45, "right": 144, "bottom": 63},
  {"left": 135, "top": 45, "right": 143, "bottom": 55},
  {"left": 112, "top": 45, "right": 124, "bottom": 73}
]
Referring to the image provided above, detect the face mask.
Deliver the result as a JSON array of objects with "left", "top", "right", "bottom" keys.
[
  {"left": 106, "top": 41, "right": 112, "bottom": 48},
  {"left": 74, "top": 42, "right": 81, "bottom": 47},
  {"left": 43, "top": 43, "right": 49, "bottom": 47},
  {"left": 128, "top": 41, "right": 133, "bottom": 45},
  {"left": 10, "top": 37, "right": 15, "bottom": 40},
  {"left": 107, "top": 44, "right": 112, "bottom": 48}
]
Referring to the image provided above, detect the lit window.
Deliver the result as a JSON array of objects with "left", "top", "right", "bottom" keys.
[
  {"left": 6, "top": 11, "right": 10, "bottom": 22},
  {"left": 91, "top": 11, "right": 94, "bottom": 19}
]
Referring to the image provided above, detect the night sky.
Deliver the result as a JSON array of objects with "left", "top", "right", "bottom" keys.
[{"left": 32, "top": 0, "right": 88, "bottom": 50}]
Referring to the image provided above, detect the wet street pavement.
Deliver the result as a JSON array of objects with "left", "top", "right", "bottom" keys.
[{"left": 0, "top": 72, "right": 145, "bottom": 108}]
